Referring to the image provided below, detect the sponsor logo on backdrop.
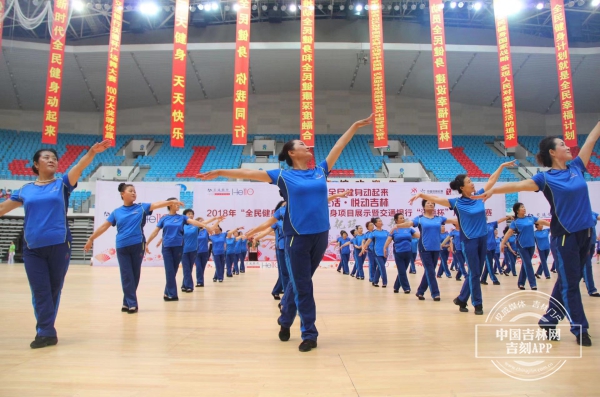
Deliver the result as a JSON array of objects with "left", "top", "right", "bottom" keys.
[{"left": 207, "top": 187, "right": 254, "bottom": 196}]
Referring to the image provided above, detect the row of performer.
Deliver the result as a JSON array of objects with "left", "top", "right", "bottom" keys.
[{"left": 1, "top": 114, "right": 599, "bottom": 352}]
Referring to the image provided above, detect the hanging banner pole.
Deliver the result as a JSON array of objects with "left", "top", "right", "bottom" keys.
[
  {"left": 550, "top": 0, "right": 577, "bottom": 147},
  {"left": 429, "top": 0, "right": 452, "bottom": 150},
  {"left": 299, "top": 0, "right": 315, "bottom": 147},
  {"left": 368, "top": 0, "right": 388, "bottom": 148},
  {"left": 41, "top": 0, "right": 70, "bottom": 145},
  {"left": 170, "top": 0, "right": 190, "bottom": 148},
  {"left": 102, "top": 0, "right": 124, "bottom": 146},
  {"left": 0, "top": 0, "right": 6, "bottom": 50},
  {"left": 493, "top": 4, "right": 518, "bottom": 149},
  {"left": 232, "top": 0, "right": 251, "bottom": 145}
]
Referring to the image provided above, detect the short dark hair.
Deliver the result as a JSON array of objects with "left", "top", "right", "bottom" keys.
[
  {"left": 274, "top": 200, "right": 285, "bottom": 211},
  {"left": 278, "top": 140, "right": 296, "bottom": 166},
  {"left": 183, "top": 209, "right": 194, "bottom": 216},
  {"left": 421, "top": 199, "right": 434, "bottom": 208},
  {"left": 536, "top": 136, "right": 560, "bottom": 167},
  {"left": 449, "top": 174, "right": 468, "bottom": 193},
  {"left": 393, "top": 213, "right": 404, "bottom": 221},
  {"left": 340, "top": 230, "right": 347, "bottom": 237},
  {"left": 118, "top": 183, "right": 134, "bottom": 199},
  {"left": 365, "top": 221, "right": 373, "bottom": 229},
  {"left": 32, "top": 148, "right": 59, "bottom": 175}
]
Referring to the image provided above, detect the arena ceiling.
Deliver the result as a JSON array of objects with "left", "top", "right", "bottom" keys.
[{"left": 0, "top": 41, "right": 599, "bottom": 114}]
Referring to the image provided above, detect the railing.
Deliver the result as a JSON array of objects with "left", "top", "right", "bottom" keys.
[{"left": 382, "top": 160, "right": 390, "bottom": 178}]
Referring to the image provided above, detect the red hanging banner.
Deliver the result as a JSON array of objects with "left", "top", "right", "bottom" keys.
[
  {"left": 0, "top": 0, "right": 6, "bottom": 50},
  {"left": 493, "top": 8, "right": 518, "bottom": 148},
  {"left": 299, "top": 0, "right": 315, "bottom": 147},
  {"left": 232, "top": 0, "right": 251, "bottom": 145},
  {"left": 102, "top": 0, "right": 124, "bottom": 147},
  {"left": 170, "top": 0, "right": 190, "bottom": 148},
  {"left": 41, "top": 0, "right": 70, "bottom": 145},
  {"left": 550, "top": 0, "right": 577, "bottom": 147},
  {"left": 368, "top": 0, "right": 388, "bottom": 148},
  {"left": 429, "top": 0, "right": 452, "bottom": 150}
]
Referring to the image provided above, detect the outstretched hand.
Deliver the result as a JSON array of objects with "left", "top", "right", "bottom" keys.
[
  {"left": 501, "top": 160, "right": 518, "bottom": 168},
  {"left": 408, "top": 192, "right": 422, "bottom": 206},
  {"left": 90, "top": 140, "right": 112, "bottom": 154},
  {"left": 354, "top": 114, "right": 374, "bottom": 129},
  {"left": 197, "top": 170, "right": 221, "bottom": 180},
  {"left": 83, "top": 239, "right": 93, "bottom": 253}
]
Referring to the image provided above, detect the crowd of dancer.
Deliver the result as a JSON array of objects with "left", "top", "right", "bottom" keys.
[{"left": 1, "top": 116, "right": 599, "bottom": 351}]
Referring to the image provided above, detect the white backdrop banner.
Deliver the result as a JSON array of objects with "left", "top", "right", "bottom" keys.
[
  {"left": 92, "top": 181, "right": 181, "bottom": 266},
  {"left": 192, "top": 182, "right": 507, "bottom": 264}
]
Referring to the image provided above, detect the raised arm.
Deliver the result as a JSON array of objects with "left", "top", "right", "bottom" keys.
[
  {"left": 0, "top": 200, "right": 22, "bottom": 218},
  {"left": 187, "top": 218, "right": 219, "bottom": 233},
  {"left": 326, "top": 114, "right": 373, "bottom": 170},
  {"left": 246, "top": 217, "right": 278, "bottom": 237},
  {"left": 328, "top": 190, "right": 351, "bottom": 202},
  {"left": 226, "top": 227, "right": 242, "bottom": 238},
  {"left": 495, "top": 215, "right": 513, "bottom": 225},
  {"left": 68, "top": 140, "right": 111, "bottom": 186},
  {"left": 472, "top": 179, "right": 539, "bottom": 201},
  {"left": 578, "top": 121, "right": 600, "bottom": 167},
  {"left": 253, "top": 228, "right": 274, "bottom": 241},
  {"left": 408, "top": 192, "right": 450, "bottom": 208},
  {"left": 535, "top": 219, "right": 551, "bottom": 227},
  {"left": 445, "top": 219, "right": 458, "bottom": 226},
  {"left": 84, "top": 221, "right": 112, "bottom": 252},
  {"left": 149, "top": 200, "right": 184, "bottom": 212},
  {"left": 197, "top": 168, "right": 272, "bottom": 183},
  {"left": 483, "top": 160, "right": 517, "bottom": 193}
]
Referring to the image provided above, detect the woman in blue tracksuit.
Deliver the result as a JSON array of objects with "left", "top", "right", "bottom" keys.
[
  {"left": 146, "top": 199, "right": 215, "bottom": 300},
  {"left": 534, "top": 224, "right": 552, "bottom": 279},
  {"left": 84, "top": 183, "right": 183, "bottom": 312},
  {"left": 478, "top": 122, "right": 600, "bottom": 346},
  {"left": 195, "top": 218, "right": 211, "bottom": 287},
  {"left": 352, "top": 226, "right": 366, "bottom": 280},
  {"left": 208, "top": 226, "right": 227, "bottom": 282},
  {"left": 500, "top": 203, "right": 550, "bottom": 290},
  {"left": 410, "top": 237, "right": 418, "bottom": 274},
  {"left": 363, "top": 221, "right": 378, "bottom": 282},
  {"left": 501, "top": 225, "right": 518, "bottom": 276},
  {"left": 361, "top": 217, "right": 390, "bottom": 288},
  {"left": 396, "top": 199, "right": 453, "bottom": 301},
  {"left": 198, "top": 114, "right": 374, "bottom": 352},
  {"left": 0, "top": 142, "right": 111, "bottom": 348},
  {"left": 385, "top": 213, "right": 419, "bottom": 293},
  {"left": 442, "top": 224, "right": 466, "bottom": 281},
  {"left": 336, "top": 231, "right": 352, "bottom": 275},
  {"left": 237, "top": 232, "right": 248, "bottom": 274},
  {"left": 411, "top": 160, "right": 515, "bottom": 313},
  {"left": 437, "top": 225, "right": 452, "bottom": 278},
  {"left": 225, "top": 227, "right": 243, "bottom": 277}
]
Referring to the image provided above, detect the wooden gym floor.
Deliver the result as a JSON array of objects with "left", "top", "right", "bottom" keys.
[{"left": 0, "top": 263, "right": 598, "bottom": 396}]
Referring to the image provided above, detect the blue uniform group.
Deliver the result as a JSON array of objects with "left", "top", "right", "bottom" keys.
[
  {"left": 209, "top": 232, "right": 227, "bottom": 282},
  {"left": 157, "top": 214, "right": 187, "bottom": 298},
  {"left": 504, "top": 234, "right": 518, "bottom": 276},
  {"left": 450, "top": 229, "right": 467, "bottom": 280},
  {"left": 271, "top": 206, "right": 289, "bottom": 296},
  {"left": 533, "top": 156, "right": 594, "bottom": 337},
  {"left": 11, "top": 175, "right": 76, "bottom": 338},
  {"left": 480, "top": 221, "right": 500, "bottom": 284},
  {"left": 351, "top": 233, "right": 366, "bottom": 279},
  {"left": 267, "top": 159, "right": 331, "bottom": 343},
  {"left": 449, "top": 188, "right": 488, "bottom": 310},
  {"left": 336, "top": 236, "right": 352, "bottom": 274},
  {"left": 181, "top": 223, "right": 199, "bottom": 291},
  {"left": 413, "top": 215, "right": 446, "bottom": 299},
  {"left": 107, "top": 202, "right": 153, "bottom": 308},
  {"left": 370, "top": 229, "right": 390, "bottom": 286}
]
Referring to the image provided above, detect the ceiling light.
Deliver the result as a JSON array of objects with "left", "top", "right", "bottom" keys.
[
  {"left": 72, "top": 0, "right": 85, "bottom": 12},
  {"left": 419, "top": 3, "right": 425, "bottom": 9},
  {"left": 493, "top": 0, "right": 521, "bottom": 16},
  {"left": 262, "top": 4, "right": 267, "bottom": 10},
  {"left": 535, "top": 2, "right": 544, "bottom": 9},
  {"left": 211, "top": 2, "right": 219, "bottom": 10},
  {"left": 458, "top": 1, "right": 464, "bottom": 7},
  {"left": 473, "top": 1, "right": 482, "bottom": 10},
  {"left": 340, "top": 4, "right": 345, "bottom": 9},
  {"left": 355, "top": 3, "right": 363, "bottom": 11},
  {"left": 450, "top": 1, "right": 457, "bottom": 8},
  {"left": 411, "top": 3, "right": 416, "bottom": 9},
  {"left": 139, "top": 2, "right": 159, "bottom": 15},
  {"left": 364, "top": 4, "right": 369, "bottom": 10}
]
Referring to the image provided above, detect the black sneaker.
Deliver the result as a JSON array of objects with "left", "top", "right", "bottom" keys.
[
  {"left": 272, "top": 294, "right": 281, "bottom": 300},
  {"left": 577, "top": 333, "right": 592, "bottom": 347},
  {"left": 453, "top": 297, "right": 468, "bottom": 312},
  {"left": 299, "top": 339, "right": 317, "bottom": 352},
  {"left": 393, "top": 289, "right": 399, "bottom": 293},
  {"left": 404, "top": 290, "right": 411, "bottom": 294},
  {"left": 127, "top": 307, "right": 138, "bottom": 314},
  {"left": 546, "top": 277, "right": 551, "bottom": 280},
  {"left": 518, "top": 286, "right": 525, "bottom": 290},
  {"left": 372, "top": 283, "right": 379, "bottom": 287},
  {"left": 213, "top": 279, "right": 217, "bottom": 282},
  {"left": 532, "top": 287, "right": 538, "bottom": 291},
  {"left": 493, "top": 281, "right": 501, "bottom": 286},
  {"left": 163, "top": 296, "right": 179, "bottom": 301},
  {"left": 196, "top": 283, "right": 204, "bottom": 287},
  {"left": 480, "top": 281, "right": 488, "bottom": 285},
  {"left": 121, "top": 306, "right": 129, "bottom": 312},
  {"left": 551, "top": 270, "right": 557, "bottom": 273},
  {"left": 433, "top": 297, "right": 441, "bottom": 302},
  {"left": 240, "top": 270, "right": 245, "bottom": 273},
  {"left": 590, "top": 292, "right": 600, "bottom": 297},
  {"left": 416, "top": 294, "right": 425, "bottom": 301},
  {"left": 540, "top": 325, "right": 559, "bottom": 341},
  {"left": 277, "top": 319, "right": 290, "bottom": 341},
  {"left": 474, "top": 305, "right": 484, "bottom": 315},
  {"left": 535, "top": 274, "right": 541, "bottom": 279},
  {"left": 456, "top": 277, "right": 462, "bottom": 281},
  {"left": 30, "top": 336, "right": 58, "bottom": 349}
]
